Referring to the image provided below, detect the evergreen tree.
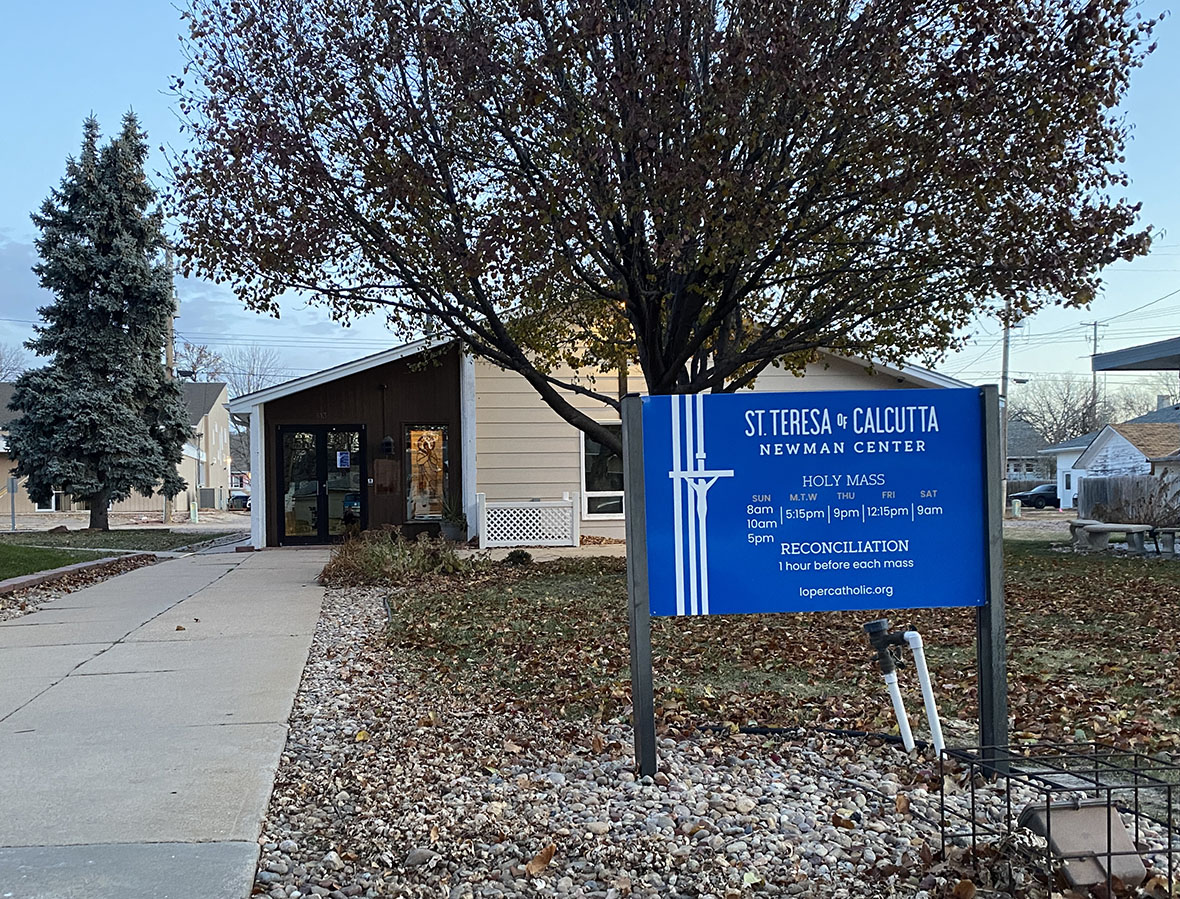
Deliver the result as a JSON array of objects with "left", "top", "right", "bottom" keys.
[{"left": 7, "top": 114, "right": 191, "bottom": 530}]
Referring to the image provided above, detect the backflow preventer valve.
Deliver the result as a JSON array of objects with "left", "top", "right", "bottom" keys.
[{"left": 863, "top": 618, "right": 945, "bottom": 754}]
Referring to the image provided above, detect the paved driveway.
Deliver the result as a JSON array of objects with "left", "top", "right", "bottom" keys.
[{"left": 0, "top": 550, "right": 327, "bottom": 899}]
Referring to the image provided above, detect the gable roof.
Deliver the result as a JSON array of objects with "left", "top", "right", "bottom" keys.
[
  {"left": 1109, "top": 422, "right": 1180, "bottom": 459},
  {"left": 1, "top": 380, "right": 224, "bottom": 431},
  {"left": 181, "top": 382, "right": 228, "bottom": 426},
  {"left": 226, "top": 337, "right": 968, "bottom": 413},
  {"left": 1075, "top": 422, "right": 1180, "bottom": 470},
  {"left": 1040, "top": 431, "right": 1099, "bottom": 454},
  {"left": 1038, "top": 403, "right": 1180, "bottom": 456},
  {"left": 228, "top": 336, "right": 440, "bottom": 412}
]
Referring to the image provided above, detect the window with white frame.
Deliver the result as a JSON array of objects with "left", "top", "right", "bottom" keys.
[{"left": 582, "top": 424, "right": 624, "bottom": 517}]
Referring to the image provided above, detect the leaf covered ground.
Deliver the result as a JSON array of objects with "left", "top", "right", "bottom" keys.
[{"left": 368, "top": 541, "right": 1180, "bottom": 753}]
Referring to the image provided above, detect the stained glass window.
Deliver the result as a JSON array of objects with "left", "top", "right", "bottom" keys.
[{"left": 406, "top": 425, "right": 447, "bottom": 520}]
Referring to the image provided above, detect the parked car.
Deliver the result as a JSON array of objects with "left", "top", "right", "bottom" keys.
[
  {"left": 228, "top": 493, "right": 251, "bottom": 511},
  {"left": 1008, "top": 484, "right": 1059, "bottom": 510}
]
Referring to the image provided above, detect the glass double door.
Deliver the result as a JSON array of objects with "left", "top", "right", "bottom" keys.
[{"left": 277, "top": 426, "right": 365, "bottom": 544}]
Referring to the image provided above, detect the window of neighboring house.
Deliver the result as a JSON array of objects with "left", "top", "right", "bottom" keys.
[
  {"left": 406, "top": 424, "right": 448, "bottom": 520},
  {"left": 582, "top": 424, "right": 624, "bottom": 518},
  {"left": 35, "top": 489, "right": 67, "bottom": 512},
  {"left": 1064, "top": 472, "right": 1071, "bottom": 490}
]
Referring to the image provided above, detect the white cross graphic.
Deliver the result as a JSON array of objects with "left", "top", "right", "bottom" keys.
[{"left": 668, "top": 394, "right": 734, "bottom": 615}]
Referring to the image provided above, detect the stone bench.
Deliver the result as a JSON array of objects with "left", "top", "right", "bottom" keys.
[
  {"left": 1157, "top": 527, "right": 1180, "bottom": 557},
  {"left": 1082, "top": 523, "right": 1154, "bottom": 553},
  {"left": 1069, "top": 519, "right": 1102, "bottom": 547}
]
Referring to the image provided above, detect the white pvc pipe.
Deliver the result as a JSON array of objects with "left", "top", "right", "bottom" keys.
[
  {"left": 884, "top": 671, "right": 916, "bottom": 752},
  {"left": 904, "top": 631, "right": 946, "bottom": 756}
]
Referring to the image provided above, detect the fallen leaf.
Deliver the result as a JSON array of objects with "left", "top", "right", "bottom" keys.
[
  {"left": 951, "top": 879, "right": 977, "bottom": 899},
  {"left": 430, "top": 824, "right": 439, "bottom": 844},
  {"left": 591, "top": 733, "right": 605, "bottom": 754},
  {"left": 355, "top": 730, "right": 369, "bottom": 742},
  {"left": 525, "top": 843, "right": 555, "bottom": 876},
  {"left": 918, "top": 842, "right": 934, "bottom": 865},
  {"left": 831, "top": 812, "right": 856, "bottom": 829},
  {"left": 504, "top": 740, "right": 523, "bottom": 753},
  {"left": 895, "top": 793, "right": 911, "bottom": 814},
  {"left": 175, "top": 625, "right": 185, "bottom": 631}
]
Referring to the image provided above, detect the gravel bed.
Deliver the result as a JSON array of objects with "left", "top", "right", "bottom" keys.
[{"left": 255, "top": 586, "right": 1015, "bottom": 899}]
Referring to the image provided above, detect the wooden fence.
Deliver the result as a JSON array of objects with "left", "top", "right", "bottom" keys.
[{"left": 1078, "top": 474, "right": 1180, "bottom": 525}]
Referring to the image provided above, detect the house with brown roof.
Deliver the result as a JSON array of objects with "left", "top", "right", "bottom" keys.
[{"left": 1072, "top": 422, "right": 1180, "bottom": 479}]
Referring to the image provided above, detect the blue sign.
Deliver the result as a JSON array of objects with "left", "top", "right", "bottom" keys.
[
  {"left": 336, "top": 451, "right": 351, "bottom": 469},
  {"left": 640, "top": 389, "right": 987, "bottom": 616}
]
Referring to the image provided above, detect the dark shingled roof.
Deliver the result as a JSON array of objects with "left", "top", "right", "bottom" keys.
[
  {"left": 1007, "top": 417, "right": 1048, "bottom": 458},
  {"left": 0, "top": 382, "right": 15, "bottom": 429},
  {"left": 1, "top": 381, "right": 225, "bottom": 430},
  {"left": 1040, "top": 403, "right": 1180, "bottom": 454},
  {"left": 1041, "top": 430, "right": 1100, "bottom": 454},
  {"left": 180, "top": 382, "right": 227, "bottom": 426},
  {"left": 1127, "top": 402, "right": 1180, "bottom": 425}
]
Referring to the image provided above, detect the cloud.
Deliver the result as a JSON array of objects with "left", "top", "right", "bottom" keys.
[{"left": 0, "top": 234, "right": 399, "bottom": 376}]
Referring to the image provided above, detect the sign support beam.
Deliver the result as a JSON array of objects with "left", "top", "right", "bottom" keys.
[
  {"left": 978, "top": 385, "right": 1009, "bottom": 765},
  {"left": 622, "top": 395, "right": 658, "bottom": 777}
]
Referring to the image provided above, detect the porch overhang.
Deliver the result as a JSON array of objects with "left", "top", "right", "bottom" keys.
[{"left": 1092, "top": 336, "right": 1180, "bottom": 372}]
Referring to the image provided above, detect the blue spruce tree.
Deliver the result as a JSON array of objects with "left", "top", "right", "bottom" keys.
[{"left": 7, "top": 114, "right": 191, "bottom": 530}]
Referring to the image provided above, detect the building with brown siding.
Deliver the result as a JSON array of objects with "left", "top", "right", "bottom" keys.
[{"left": 228, "top": 340, "right": 968, "bottom": 548}]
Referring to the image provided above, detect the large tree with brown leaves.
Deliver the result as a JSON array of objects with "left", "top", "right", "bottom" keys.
[{"left": 171, "top": 0, "right": 1155, "bottom": 452}]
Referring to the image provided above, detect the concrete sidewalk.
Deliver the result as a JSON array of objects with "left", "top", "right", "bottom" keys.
[{"left": 0, "top": 549, "right": 328, "bottom": 899}]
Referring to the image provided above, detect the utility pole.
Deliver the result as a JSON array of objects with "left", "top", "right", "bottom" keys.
[
  {"left": 1000, "top": 299, "right": 1011, "bottom": 513},
  {"left": 1083, "top": 321, "right": 1101, "bottom": 431},
  {"left": 164, "top": 249, "right": 176, "bottom": 525}
]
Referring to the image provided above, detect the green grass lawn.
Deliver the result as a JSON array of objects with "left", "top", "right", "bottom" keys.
[
  {"left": 0, "top": 530, "right": 236, "bottom": 552},
  {"left": 0, "top": 544, "right": 114, "bottom": 580},
  {"left": 358, "top": 539, "right": 1180, "bottom": 751}
]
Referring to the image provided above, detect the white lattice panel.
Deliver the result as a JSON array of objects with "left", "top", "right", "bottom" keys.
[{"left": 477, "top": 494, "right": 579, "bottom": 548}]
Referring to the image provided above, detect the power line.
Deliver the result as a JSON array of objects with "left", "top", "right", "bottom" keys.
[{"left": 1099, "top": 286, "right": 1180, "bottom": 324}]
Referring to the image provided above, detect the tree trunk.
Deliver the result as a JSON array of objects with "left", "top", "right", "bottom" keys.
[{"left": 89, "top": 489, "right": 111, "bottom": 531}]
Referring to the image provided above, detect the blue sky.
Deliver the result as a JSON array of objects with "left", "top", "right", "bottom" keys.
[{"left": 0, "top": 2, "right": 1177, "bottom": 392}]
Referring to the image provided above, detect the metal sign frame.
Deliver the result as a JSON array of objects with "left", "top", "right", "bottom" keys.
[{"left": 622, "top": 386, "right": 1007, "bottom": 776}]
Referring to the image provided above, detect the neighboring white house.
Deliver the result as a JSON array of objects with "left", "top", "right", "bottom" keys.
[
  {"left": 1038, "top": 433, "right": 1093, "bottom": 511},
  {"left": 1038, "top": 400, "right": 1180, "bottom": 510},
  {"left": 1072, "top": 423, "right": 1180, "bottom": 479},
  {"left": 228, "top": 341, "right": 970, "bottom": 548}
]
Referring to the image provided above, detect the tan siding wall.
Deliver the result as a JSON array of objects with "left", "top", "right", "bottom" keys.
[
  {"left": 751, "top": 357, "right": 924, "bottom": 393},
  {"left": 2, "top": 385, "right": 232, "bottom": 519},
  {"left": 474, "top": 356, "right": 936, "bottom": 540}
]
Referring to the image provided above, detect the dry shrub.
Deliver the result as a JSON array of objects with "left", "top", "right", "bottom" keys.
[{"left": 320, "top": 529, "right": 477, "bottom": 586}]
